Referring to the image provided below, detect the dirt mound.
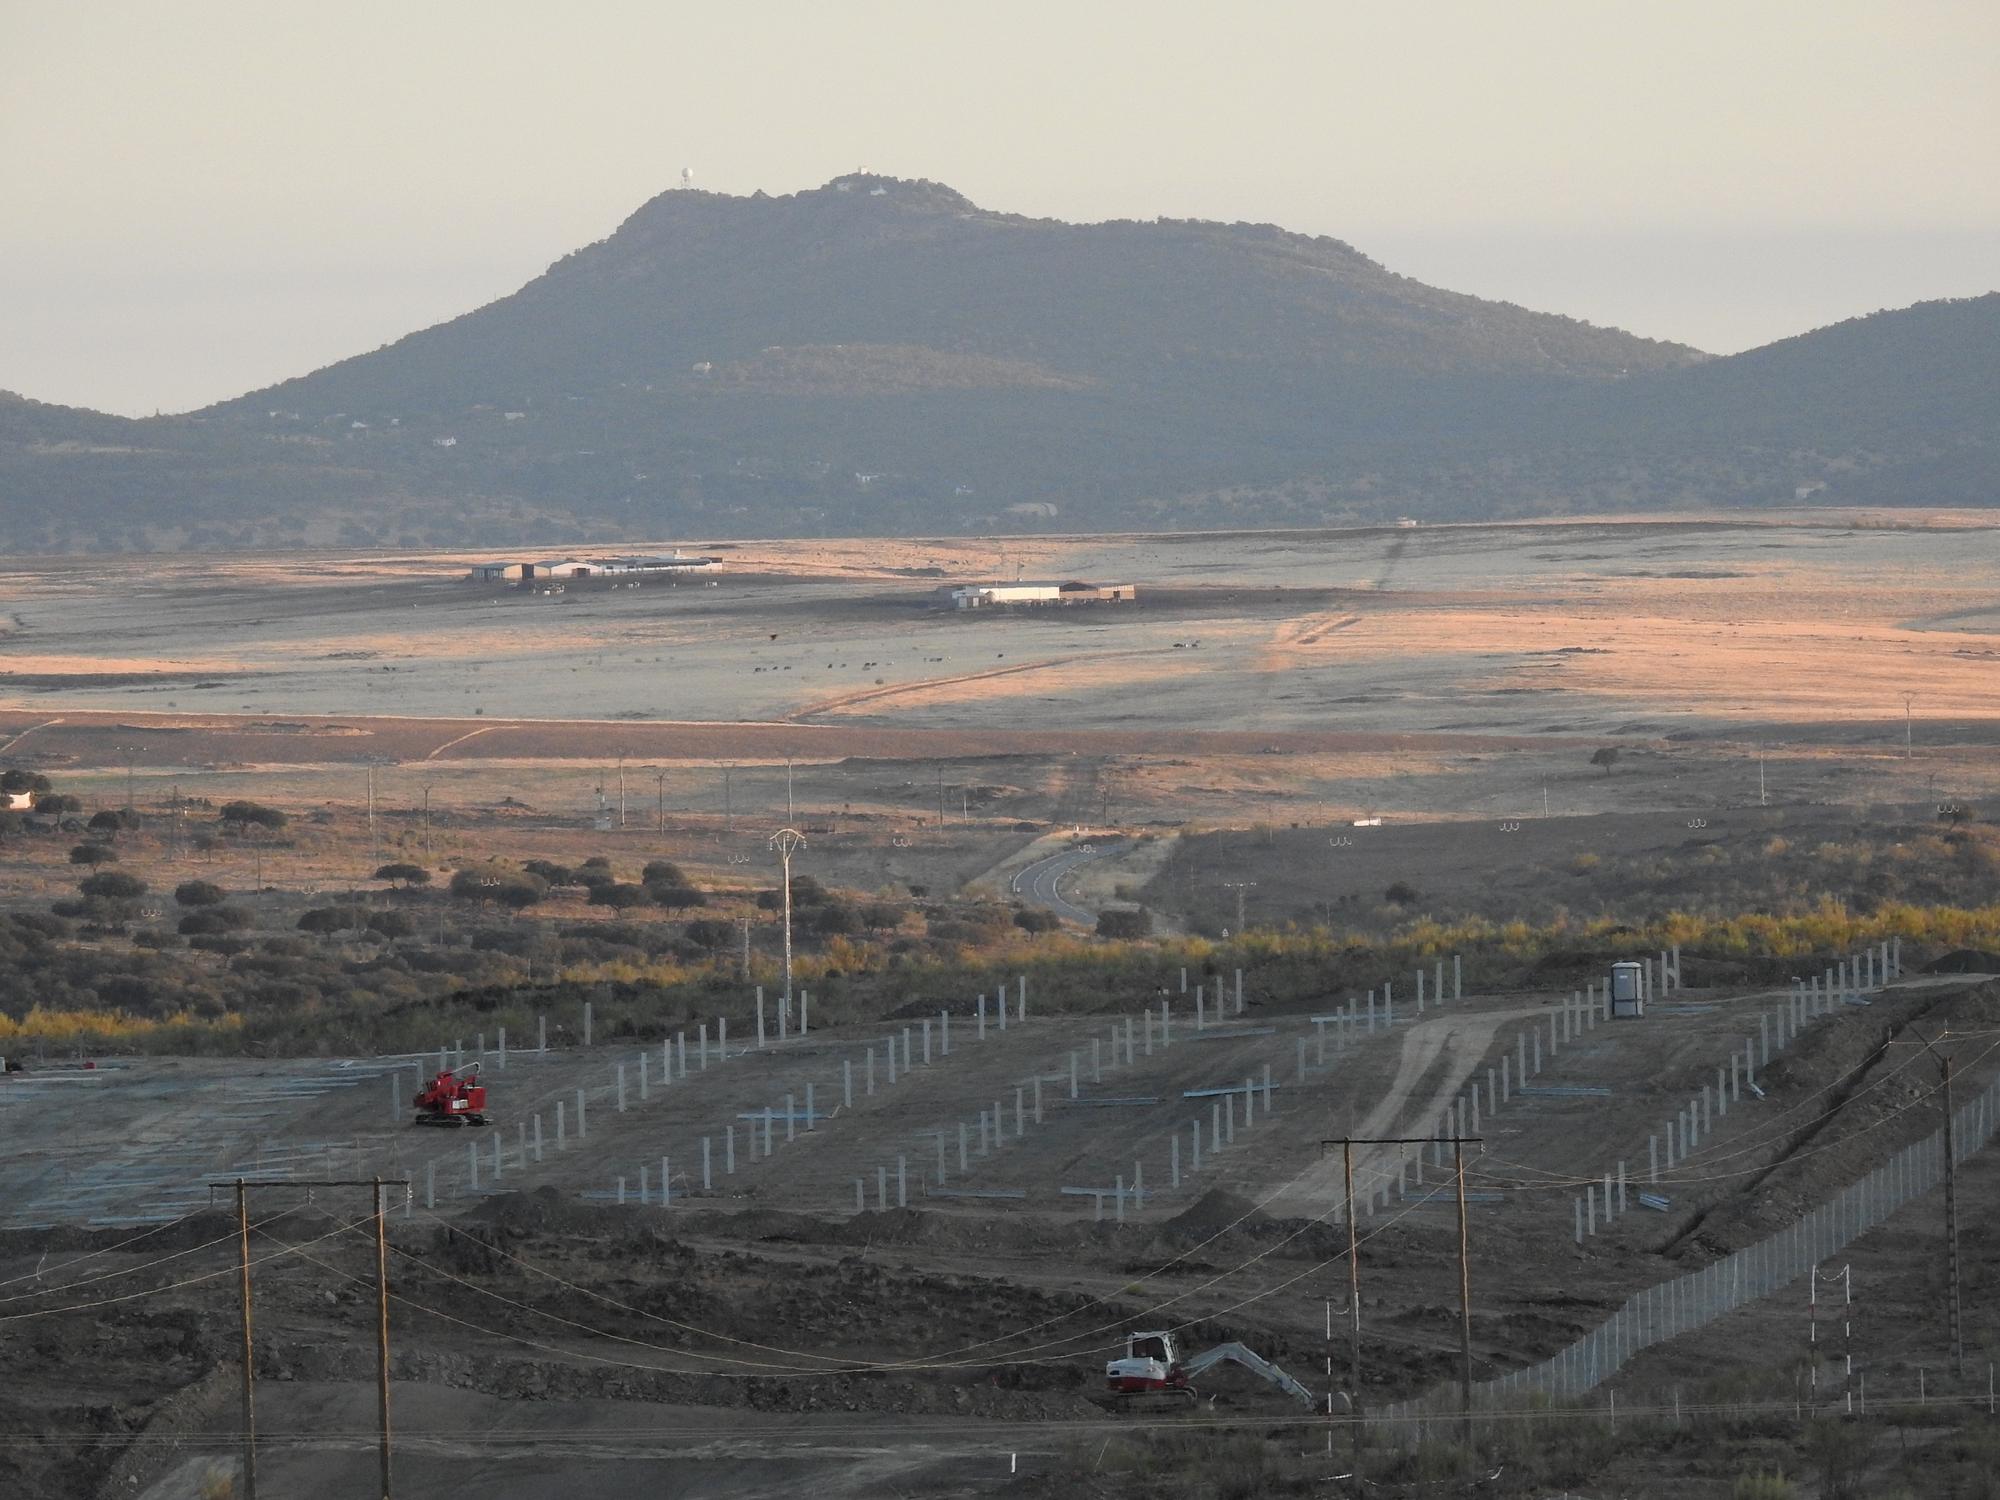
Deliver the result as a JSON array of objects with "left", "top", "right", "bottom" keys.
[
  {"left": 0, "top": 1210, "right": 239, "bottom": 1259},
  {"left": 1923, "top": 949, "right": 2000, "bottom": 975},
  {"left": 466, "top": 1185, "right": 632, "bottom": 1238},
  {"left": 1163, "top": 1188, "right": 1271, "bottom": 1238}
]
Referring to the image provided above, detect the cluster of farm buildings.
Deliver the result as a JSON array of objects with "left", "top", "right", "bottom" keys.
[{"left": 464, "top": 551, "right": 720, "bottom": 583}]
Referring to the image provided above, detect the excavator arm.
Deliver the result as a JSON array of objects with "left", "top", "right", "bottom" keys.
[{"left": 1180, "top": 1343, "right": 1315, "bottom": 1408}]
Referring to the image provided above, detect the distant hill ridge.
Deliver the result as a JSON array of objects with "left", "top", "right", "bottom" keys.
[{"left": 0, "top": 175, "right": 1992, "bottom": 551}]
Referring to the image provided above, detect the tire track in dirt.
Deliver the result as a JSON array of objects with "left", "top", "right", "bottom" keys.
[
  {"left": 424, "top": 723, "right": 502, "bottom": 760},
  {"left": 783, "top": 649, "right": 1179, "bottom": 721},
  {"left": 1268, "top": 1001, "right": 1547, "bottom": 1216}
]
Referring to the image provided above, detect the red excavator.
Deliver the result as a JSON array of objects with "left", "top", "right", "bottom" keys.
[{"left": 412, "top": 1062, "right": 489, "bottom": 1127}]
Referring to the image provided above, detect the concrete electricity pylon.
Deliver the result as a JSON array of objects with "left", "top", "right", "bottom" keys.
[
  {"left": 1223, "top": 881, "right": 1256, "bottom": 936},
  {"left": 769, "top": 828, "right": 807, "bottom": 1016}
]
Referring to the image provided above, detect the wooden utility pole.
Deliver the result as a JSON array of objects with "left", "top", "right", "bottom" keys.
[
  {"left": 235, "top": 1180, "right": 258, "bottom": 1500},
  {"left": 1344, "top": 1141, "right": 1362, "bottom": 1491},
  {"left": 617, "top": 755, "right": 627, "bottom": 829},
  {"left": 374, "top": 1179, "right": 394, "bottom": 1500},
  {"left": 654, "top": 770, "right": 667, "bottom": 834},
  {"left": 217, "top": 1178, "right": 408, "bottom": 1499},
  {"left": 1454, "top": 1137, "right": 1476, "bottom": 1449},
  {"left": 1321, "top": 1134, "right": 1481, "bottom": 1489}
]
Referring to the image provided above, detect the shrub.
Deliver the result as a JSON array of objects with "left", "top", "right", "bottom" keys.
[
  {"left": 79, "top": 871, "right": 147, "bottom": 900},
  {"left": 641, "top": 860, "right": 687, "bottom": 886},
  {"left": 1014, "top": 908, "right": 1061, "bottom": 933},
  {"left": 860, "top": 901, "right": 904, "bottom": 931},
  {"left": 684, "top": 918, "right": 737, "bottom": 950},
  {"left": 523, "top": 860, "right": 574, "bottom": 886},
  {"left": 1096, "top": 908, "right": 1152, "bottom": 939},
  {"left": 37, "top": 793, "right": 82, "bottom": 814},
  {"left": 179, "top": 907, "right": 251, "bottom": 936},
  {"left": 88, "top": 809, "right": 129, "bottom": 833},
  {"left": 587, "top": 882, "right": 651, "bottom": 910},
  {"left": 1384, "top": 881, "right": 1420, "bottom": 906},
  {"left": 175, "top": 880, "right": 226, "bottom": 907},
  {"left": 373, "top": 862, "right": 431, "bottom": 888},
  {"left": 69, "top": 842, "right": 117, "bottom": 866},
  {"left": 812, "top": 903, "right": 863, "bottom": 935},
  {"left": 297, "top": 905, "right": 368, "bottom": 934},
  {"left": 647, "top": 884, "right": 707, "bottom": 910},
  {"left": 448, "top": 866, "right": 547, "bottom": 910},
  {"left": 367, "top": 910, "right": 416, "bottom": 939}
]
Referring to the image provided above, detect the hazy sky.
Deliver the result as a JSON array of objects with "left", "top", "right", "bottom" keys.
[{"left": 4, "top": 1, "right": 1996, "bottom": 416}]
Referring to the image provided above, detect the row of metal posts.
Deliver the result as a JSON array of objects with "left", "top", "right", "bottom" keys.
[
  {"left": 1579, "top": 941, "right": 1903, "bottom": 1241},
  {"left": 1379, "top": 1063, "right": 2000, "bottom": 1426}
]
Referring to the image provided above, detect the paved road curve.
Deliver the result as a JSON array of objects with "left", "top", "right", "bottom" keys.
[{"left": 1009, "top": 841, "right": 1124, "bottom": 925}]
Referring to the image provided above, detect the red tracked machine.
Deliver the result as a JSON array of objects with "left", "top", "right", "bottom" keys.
[{"left": 412, "top": 1062, "right": 489, "bottom": 1127}]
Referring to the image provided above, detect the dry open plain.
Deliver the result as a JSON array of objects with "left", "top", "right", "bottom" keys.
[{"left": 5, "top": 513, "right": 2000, "bottom": 1497}]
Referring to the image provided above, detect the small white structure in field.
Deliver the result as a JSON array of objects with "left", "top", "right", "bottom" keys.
[{"left": 1610, "top": 961, "right": 1646, "bottom": 1018}]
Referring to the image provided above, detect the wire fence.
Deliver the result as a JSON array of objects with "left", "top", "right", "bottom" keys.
[{"left": 1377, "top": 1067, "right": 2000, "bottom": 1424}]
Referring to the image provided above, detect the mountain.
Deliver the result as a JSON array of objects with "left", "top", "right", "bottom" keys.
[{"left": 1, "top": 176, "right": 1993, "bottom": 550}]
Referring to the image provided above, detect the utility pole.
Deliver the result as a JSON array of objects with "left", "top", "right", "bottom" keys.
[
  {"left": 1454, "top": 1137, "right": 1477, "bottom": 1451},
  {"left": 366, "top": 764, "right": 378, "bottom": 871},
  {"left": 1917, "top": 1029, "right": 1963, "bottom": 1374},
  {"left": 216, "top": 1178, "right": 408, "bottom": 1500},
  {"left": 617, "top": 755, "right": 627, "bottom": 828},
  {"left": 787, "top": 757, "right": 795, "bottom": 822},
  {"left": 1344, "top": 1141, "right": 1361, "bottom": 1490},
  {"left": 937, "top": 764, "right": 946, "bottom": 830},
  {"left": 739, "top": 915, "right": 751, "bottom": 981},
  {"left": 1321, "top": 1134, "right": 1481, "bottom": 1488},
  {"left": 235, "top": 1180, "right": 258, "bottom": 1500},
  {"left": 420, "top": 784, "right": 432, "bottom": 861},
  {"left": 654, "top": 770, "right": 667, "bottom": 834},
  {"left": 770, "top": 829, "right": 806, "bottom": 1018},
  {"left": 1759, "top": 748, "right": 1767, "bottom": 807},
  {"left": 374, "top": 1179, "right": 394, "bottom": 1500},
  {"left": 725, "top": 765, "right": 733, "bottom": 834},
  {"left": 1223, "top": 881, "right": 1256, "bottom": 936},
  {"left": 1903, "top": 692, "right": 1916, "bottom": 760},
  {"left": 1542, "top": 782, "right": 1549, "bottom": 819}
]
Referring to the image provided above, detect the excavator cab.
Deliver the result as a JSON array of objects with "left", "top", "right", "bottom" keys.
[{"left": 412, "top": 1061, "right": 489, "bottom": 1127}]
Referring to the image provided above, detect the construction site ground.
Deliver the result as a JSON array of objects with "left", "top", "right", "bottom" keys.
[{"left": 8, "top": 964, "right": 1999, "bottom": 1497}]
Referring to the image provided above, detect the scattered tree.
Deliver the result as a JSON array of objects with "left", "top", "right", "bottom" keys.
[
  {"left": 174, "top": 879, "right": 226, "bottom": 907},
  {"left": 36, "top": 793, "right": 82, "bottom": 815},
  {"left": 1589, "top": 747, "right": 1621, "bottom": 775},
  {"left": 0, "top": 770, "right": 51, "bottom": 795},
  {"left": 87, "top": 809, "right": 129, "bottom": 834},
  {"left": 647, "top": 883, "right": 707, "bottom": 910},
  {"left": 69, "top": 842, "right": 117, "bottom": 866},
  {"left": 1014, "top": 908, "right": 1061, "bottom": 933},
  {"left": 684, "top": 918, "right": 737, "bottom": 950},
  {"left": 1094, "top": 907, "right": 1152, "bottom": 939},
  {"left": 367, "top": 910, "right": 416, "bottom": 939},
  {"left": 373, "top": 862, "right": 431, "bottom": 889},
  {"left": 1384, "top": 880, "right": 1420, "bottom": 906},
  {"left": 641, "top": 860, "right": 688, "bottom": 886},
  {"left": 79, "top": 871, "right": 147, "bottom": 901},
  {"left": 219, "top": 800, "right": 288, "bottom": 831},
  {"left": 587, "top": 882, "right": 651, "bottom": 910},
  {"left": 298, "top": 905, "right": 368, "bottom": 934}
]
